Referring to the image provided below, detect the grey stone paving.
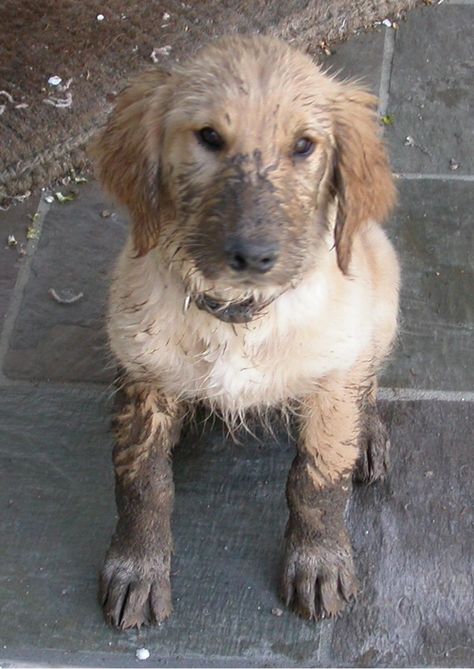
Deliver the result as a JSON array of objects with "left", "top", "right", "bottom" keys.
[
  {"left": 386, "top": 5, "right": 474, "bottom": 174},
  {"left": 0, "top": 194, "right": 39, "bottom": 324},
  {"left": 319, "top": 26, "right": 386, "bottom": 94},
  {"left": 382, "top": 178, "right": 474, "bottom": 391},
  {"left": 0, "top": 390, "right": 472, "bottom": 667},
  {"left": 0, "top": 4, "right": 473, "bottom": 667},
  {"left": 2, "top": 183, "right": 126, "bottom": 384}
]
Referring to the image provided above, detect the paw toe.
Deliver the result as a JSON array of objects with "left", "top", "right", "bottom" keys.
[
  {"left": 100, "top": 560, "right": 172, "bottom": 629},
  {"left": 281, "top": 546, "right": 357, "bottom": 621}
]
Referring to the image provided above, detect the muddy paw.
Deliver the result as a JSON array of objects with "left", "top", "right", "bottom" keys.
[
  {"left": 100, "top": 551, "right": 172, "bottom": 629},
  {"left": 354, "top": 405, "right": 390, "bottom": 485},
  {"left": 280, "top": 537, "right": 357, "bottom": 620}
]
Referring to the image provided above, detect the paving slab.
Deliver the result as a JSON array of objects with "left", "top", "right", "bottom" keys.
[
  {"left": 319, "top": 26, "right": 386, "bottom": 95},
  {"left": 330, "top": 400, "right": 474, "bottom": 667},
  {"left": 0, "top": 387, "right": 472, "bottom": 667},
  {"left": 386, "top": 5, "right": 474, "bottom": 174},
  {"left": 0, "top": 194, "right": 40, "bottom": 325},
  {"left": 381, "top": 178, "right": 474, "bottom": 391},
  {"left": 2, "top": 184, "right": 127, "bottom": 384}
]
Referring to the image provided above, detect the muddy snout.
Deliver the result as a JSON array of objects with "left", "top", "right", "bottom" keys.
[{"left": 190, "top": 165, "right": 298, "bottom": 285}]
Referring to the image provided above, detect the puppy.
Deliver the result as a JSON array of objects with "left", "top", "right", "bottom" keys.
[{"left": 93, "top": 35, "right": 399, "bottom": 630}]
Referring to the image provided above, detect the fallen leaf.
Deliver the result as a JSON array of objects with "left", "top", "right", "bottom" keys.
[
  {"left": 26, "top": 225, "right": 40, "bottom": 240},
  {"left": 55, "top": 191, "right": 76, "bottom": 203},
  {"left": 381, "top": 114, "right": 395, "bottom": 126}
]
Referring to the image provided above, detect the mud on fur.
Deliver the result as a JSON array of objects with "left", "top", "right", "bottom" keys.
[{"left": 93, "top": 35, "right": 399, "bottom": 630}]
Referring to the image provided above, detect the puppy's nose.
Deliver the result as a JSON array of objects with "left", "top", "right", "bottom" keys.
[{"left": 225, "top": 239, "right": 279, "bottom": 274}]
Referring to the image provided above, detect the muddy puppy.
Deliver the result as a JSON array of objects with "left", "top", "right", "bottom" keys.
[{"left": 93, "top": 35, "right": 399, "bottom": 629}]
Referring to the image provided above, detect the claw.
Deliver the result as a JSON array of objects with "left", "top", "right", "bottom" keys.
[
  {"left": 100, "top": 556, "right": 172, "bottom": 629},
  {"left": 281, "top": 540, "right": 357, "bottom": 621}
]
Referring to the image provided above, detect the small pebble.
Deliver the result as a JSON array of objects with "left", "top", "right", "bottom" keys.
[
  {"left": 271, "top": 607, "right": 283, "bottom": 617},
  {"left": 48, "top": 75, "right": 62, "bottom": 87},
  {"left": 97, "top": 13, "right": 105, "bottom": 21},
  {"left": 136, "top": 648, "right": 150, "bottom": 661}
]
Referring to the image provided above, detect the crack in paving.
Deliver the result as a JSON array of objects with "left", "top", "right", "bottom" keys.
[{"left": 0, "top": 194, "right": 50, "bottom": 383}]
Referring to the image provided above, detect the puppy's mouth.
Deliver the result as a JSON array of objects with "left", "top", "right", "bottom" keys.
[{"left": 192, "top": 293, "right": 276, "bottom": 324}]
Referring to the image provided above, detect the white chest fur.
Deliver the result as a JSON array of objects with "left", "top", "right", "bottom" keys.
[{"left": 108, "top": 241, "right": 378, "bottom": 414}]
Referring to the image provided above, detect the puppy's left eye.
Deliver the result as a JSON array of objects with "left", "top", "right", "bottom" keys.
[
  {"left": 293, "top": 137, "right": 315, "bottom": 158},
  {"left": 197, "top": 127, "right": 225, "bottom": 151}
]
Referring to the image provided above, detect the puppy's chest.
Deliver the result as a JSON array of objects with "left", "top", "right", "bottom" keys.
[
  {"left": 151, "top": 324, "right": 318, "bottom": 407},
  {"left": 133, "top": 305, "right": 362, "bottom": 411},
  {"left": 112, "top": 261, "right": 369, "bottom": 410}
]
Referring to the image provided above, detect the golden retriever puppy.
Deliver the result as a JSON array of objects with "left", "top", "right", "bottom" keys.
[{"left": 93, "top": 35, "right": 399, "bottom": 630}]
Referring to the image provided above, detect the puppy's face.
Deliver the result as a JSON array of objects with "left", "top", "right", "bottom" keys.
[
  {"left": 158, "top": 53, "right": 336, "bottom": 299},
  {"left": 95, "top": 37, "right": 395, "bottom": 312}
]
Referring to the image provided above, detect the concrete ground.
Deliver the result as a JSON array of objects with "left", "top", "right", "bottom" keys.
[{"left": 0, "top": 2, "right": 473, "bottom": 667}]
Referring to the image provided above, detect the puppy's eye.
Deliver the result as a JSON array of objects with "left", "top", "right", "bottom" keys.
[
  {"left": 293, "top": 137, "right": 315, "bottom": 158},
  {"left": 197, "top": 127, "right": 225, "bottom": 151}
]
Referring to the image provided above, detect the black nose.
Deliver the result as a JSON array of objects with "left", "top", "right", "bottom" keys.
[{"left": 225, "top": 239, "right": 279, "bottom": 274}]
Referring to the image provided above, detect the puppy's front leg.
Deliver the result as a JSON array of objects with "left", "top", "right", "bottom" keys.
[
  {"left": 100, "top": 377, "right": 184, "bottom": 629},
  {"left": 281, "top": 375, "right": 363, "bottom": 620}
]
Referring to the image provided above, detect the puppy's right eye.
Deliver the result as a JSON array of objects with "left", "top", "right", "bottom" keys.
[{"left": 197, "top": 127, "right": 225, "bottom": 151}]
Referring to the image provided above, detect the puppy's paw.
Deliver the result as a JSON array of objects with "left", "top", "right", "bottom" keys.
[
  {"left": 280, "top": 536, "right": 357, "bottom": 620},
  {"left": 100, "top": 552, "right": 172, "bottom": 629},
  {"left": 354, "top": 406, "right": 390, "bottom": 485}
]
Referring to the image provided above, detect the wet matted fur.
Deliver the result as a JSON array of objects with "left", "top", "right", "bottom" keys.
[{"left": 93, "top": 35, "right": 400, "bottom": 629}]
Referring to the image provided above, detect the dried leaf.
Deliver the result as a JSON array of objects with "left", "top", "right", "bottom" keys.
[
  {"left": 26, "top": 225, "right": 40, "bottom": 240},
  {"left": 42, "top": 92, "right": 73, "bottom": 108},
  {"left": 151, "top": 45, "right": 172, "bottom": 62},
  {"left": 49, "top": 288, "right": 84, "bottom": 305},
  {"left": 381, "top": 114, "right": 395, "bottom": 126},
  {"left": 55, "top": 191, "right": 76, "bottom": 203}
]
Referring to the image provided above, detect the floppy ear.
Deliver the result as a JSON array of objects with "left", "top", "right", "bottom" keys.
[
  {"left": 92, "top": 68, "right": 170, "bottom": 256},
  {"left": 331, "top": 86, "right": 396, "bottom": 273}
]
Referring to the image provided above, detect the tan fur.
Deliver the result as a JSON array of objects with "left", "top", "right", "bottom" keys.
[
  {"left": 92, "top": 69, "right": 170, "bottom": 256},
  {"left": 94, "top": 35, "right": 400, "bottom": 627},
  {"left": 332, "top": 88, "right": 396, "bottom": 272},
  {"left": 301, "top": 369, "right": 368, "bottom": 488},
  {"left": 94, "top": 32, "right": 401, "bottom": 500}
]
